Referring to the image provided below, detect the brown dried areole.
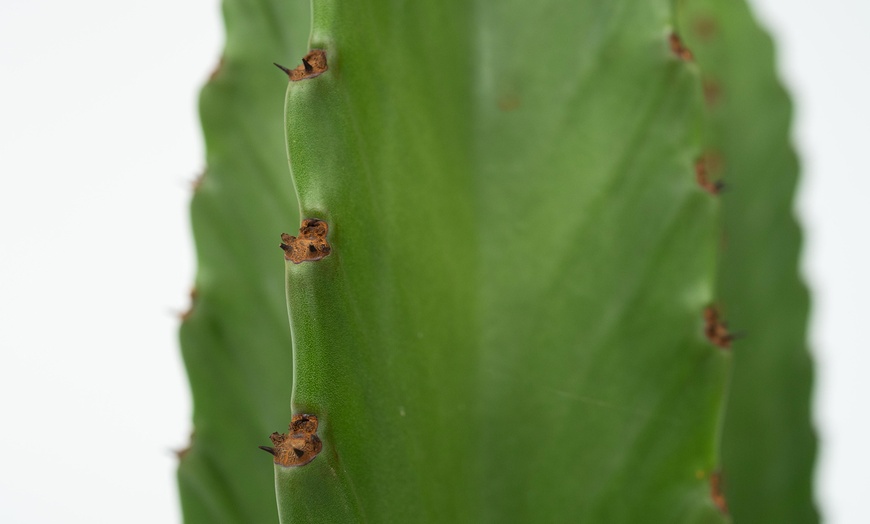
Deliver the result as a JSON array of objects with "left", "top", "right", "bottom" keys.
[
  {"left": 259, "top": 414, "right": 323, "bottom": 467},
  {"left": 695, "top": 154, "right": 725, "bottom": 195},
  {"left": 208, "top": 55, "right": 224, "bottom": 81},
  {"left": 280, "top": 219, "right": 331, "bottom": 263},
  {"left": 704, "top": 306, "right": 734, "bottom": 349},
  {"left": 710, "top": 470, "right": 729, "bottom": 514},
  {"left": 274, "top": 49, "right": 328, "bottom": 81},
  {"left": 179, "top": 288, "right": 198, "bottom": 321},
  {"left": 669, "top": 32, "right": 694, "bottom": 61}
]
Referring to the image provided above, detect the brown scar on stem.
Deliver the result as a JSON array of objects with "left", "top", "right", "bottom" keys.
[
  {"left": 695, "top": 154, "right": 725, "bottom": 195},
  {"left": 710, "top": 470, "right": 729, "bottom": 514},
  {"left": 280, "top": 218, "right": 331, "bottom": 263},
  {"left": 260, "top": 414, "right": 323, "bottom": 467},
  {"left": 704, "top": 306, "right": 734, "bottom": 349},
  {"left": 669, "top": 32, "right": 694, "bottom": 61},
  {"left": 274, "top": 49, "right": 328, "bottom": 81}
]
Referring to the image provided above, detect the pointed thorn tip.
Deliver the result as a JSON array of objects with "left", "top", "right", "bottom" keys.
[
  {"left": 258, "top": 446, "right": 276, "bottom": 456},
  {"left": 273, "top": 62, "right": 291, "bottom": 75}
]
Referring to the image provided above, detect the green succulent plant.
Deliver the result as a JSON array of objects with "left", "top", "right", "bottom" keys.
[{"left": 177, "top": 0, "right": 817, "bottom": 522}]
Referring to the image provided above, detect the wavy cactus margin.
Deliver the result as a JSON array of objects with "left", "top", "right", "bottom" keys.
[
  {"left": 679, "top": 1, "right": 818, "bottom": 522},
  {"left": 178, "top": 0, "right": 817, "bottom": 522}
]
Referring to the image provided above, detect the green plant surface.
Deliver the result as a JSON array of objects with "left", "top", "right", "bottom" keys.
[
  {"left": 278, "top": 0, "right": 729, "bottom": 522},
  {"left": 679, "top": 1, "right": 819, "bottom": 522},
  {"left": 176, "top": 0, "right": 309, "bottom": 522},
  {"left": 177, "top": 0, "right": 817, "bottom": 522}
]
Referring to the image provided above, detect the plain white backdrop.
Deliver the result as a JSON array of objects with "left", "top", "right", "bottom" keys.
[{"left": 0, "top": 1, "right": 866, "bottom": 522}]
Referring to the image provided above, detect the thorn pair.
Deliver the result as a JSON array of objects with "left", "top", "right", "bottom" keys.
[
  {"left": 279, "top": 218, "right": 331, "bottom": 264},
  {"left": 273, "top": 58, "right": 313, "bottom": 75},
  {"left": 273, "top": 49, "right": 328, "bottom": 81},
  {"left": 259, "top": 414, "right": 323, "bottom": 467}
]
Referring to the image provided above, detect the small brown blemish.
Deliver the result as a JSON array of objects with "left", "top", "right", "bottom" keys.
[
  {"left": 191, "top": 169, "right": 206, "bottom": 191},
  {"left": 695, "top": 153, "right": 725, "bottom": 195},
  {"left": 704, "top": 306, "right": 734, "bottom": 349},
  {"left": 702, "top": 77, "right": 722, "bottom": 107},
  {"left": 669, "top": 32, "right": 694, "bottom": 61},
  {"left": 261, "top": 413, "right": 323, "bottom": 467},
  {"left": 692, "top": 15, "right": 718, "bottom": 42},
  {"left": 497, "top": 93, "right": 521, "bottom": 112},
  {"left": 208, "top": 56, "right": 224, "bottom": 81},
  {"left": 280, "top": 218, "right": 331, "bottom": 263},
  {"left": 180, "top": 288, "right": 199, "bottom": 321},
  {"left": 274, "top": 49, "right": 328, "bottom": 81},
  {"left": 710, "top": 470, "right": 729, "bottom": 514},
  {"left": 174, "top": 431, "right": 195, "bottom": 460}
]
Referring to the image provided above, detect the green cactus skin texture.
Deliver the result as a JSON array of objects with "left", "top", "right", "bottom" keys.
[
  {"left": 178, "top": 0, "right": 816, "bottom": 522},
  {"left": 278, "top": 0, "right": 726, "bottom": 522},
  {"left": 176, "top": 1, "right": 310, "bottom": 522},
  {"left": 680, "top": 1, "right": 819, "bottom": 522}
]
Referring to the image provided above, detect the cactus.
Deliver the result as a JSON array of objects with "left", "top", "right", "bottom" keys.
[
  {"left": 679, "top": 2, "right": 818, "bottom": 522},
  {"left": 178, "top": 0, "right": 816, "bottom": 522}
]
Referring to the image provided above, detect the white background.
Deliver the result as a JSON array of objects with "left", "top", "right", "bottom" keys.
[{"left": 0, "top": 0, "right": 866, "bottom": 522}]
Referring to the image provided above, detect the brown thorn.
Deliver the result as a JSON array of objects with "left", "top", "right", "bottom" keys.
[
  {"left": 273, "top": 62, "right": 292, "bottom": 75},
  {"left": 302, "top": 58, "right": 313, "bottom": 73},
  {"left": 258, "top": 446, "right": 277, "bottom": 456}
]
